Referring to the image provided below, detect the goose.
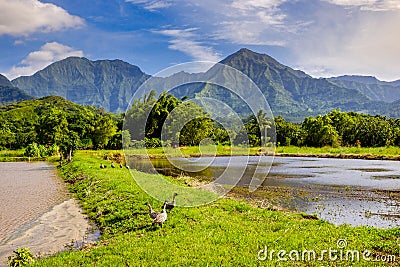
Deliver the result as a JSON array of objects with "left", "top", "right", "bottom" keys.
[
  {"left": 111, "top": 162, "right": 115, "bottom": 168},
  {"left": 120, "top": 163, "right": 123, "bottom": 168},
  {"left": 153, "top": 202, "right": 167, "bottom": 227},
  {"left": 163, "top": 193, "right": 178, "bottom": 211},
  {"left": 146, "top": 203, "right": 158, "bottom": 219}
]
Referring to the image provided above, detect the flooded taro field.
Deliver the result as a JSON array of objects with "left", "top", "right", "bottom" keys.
[{"left": 129, "top": 155, "right": 400, "bottom": 228}]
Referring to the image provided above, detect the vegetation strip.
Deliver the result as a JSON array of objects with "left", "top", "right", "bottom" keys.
[{"left": 29, "top": 151, "right": 399, "bottom": 266}]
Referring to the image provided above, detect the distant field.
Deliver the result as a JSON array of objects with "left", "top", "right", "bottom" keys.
[
  {"left": 29, "top": 151, "right": 399, "bottom": 266},
  {"left": 0, "top": 149, "right": 34, "bottom": 162},
  {"left": 275, "top": 146, "right": 400, "bottom": 160},
  {"left": 108, "top": 145, "right": 400, "bottom": 160},
  {"left": 2, "top": 145, "right": 400, "bottom": 162}
]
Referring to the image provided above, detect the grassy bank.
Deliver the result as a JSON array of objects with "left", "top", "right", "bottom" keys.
[
  {"left": 0, "top": 149, "right": 50, "bottom": 162},
  {"left": 30, "top": 150, "right": 399, "bottom": 266},
  {"left": 275, "top": 146, "right": 400, "bottom": 160},
  {"left": 122, "top": 145, "right": 263, "bottom": 158},
  {"left": 2, "top": 145, "right": 400, "bottom": 162},
  {"left": 118, "top": 145, "right": 400, "bottom": 160},
  {"left": 0, "top": 149, "right": 28, "bottom": 162}
]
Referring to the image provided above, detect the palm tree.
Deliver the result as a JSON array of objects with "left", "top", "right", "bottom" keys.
[{"left": 256, "top": 110, "right": 270, "bottom": 147}]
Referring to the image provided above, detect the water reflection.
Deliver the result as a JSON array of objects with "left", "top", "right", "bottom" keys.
[{"left": 129, "top": 156, "right": 400, "bottom": 228}]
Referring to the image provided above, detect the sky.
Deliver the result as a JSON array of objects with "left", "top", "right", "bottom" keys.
[{"left": 0, "top": 0, "right": 399, "bottom": 81}]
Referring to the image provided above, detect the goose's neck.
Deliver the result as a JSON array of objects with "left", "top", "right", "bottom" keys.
[{"left": 147, "top": 204, "right": 153, "bottom": 212}]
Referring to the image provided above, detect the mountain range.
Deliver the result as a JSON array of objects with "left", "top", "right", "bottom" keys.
[
  {"left": 2, "top": 48, "right": 400, "bottom": 121},
  {"left": 0, "top": 74, "right": 32, "bottom": 106}
]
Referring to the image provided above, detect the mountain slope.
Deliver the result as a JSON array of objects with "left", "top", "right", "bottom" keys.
[
  {"left": 12, "top": 57, "right": 149, "bottom": 113},
  {"left": 216, "top": 48, "right": 373, "bottom": 120},
  {"left": 0, "top": 74, "right": 33, "bottom": 105},
  {"left": 8, "top": 49, "right": 400, "bottom": 121},
  {"left": 0, "top": 74, "right": 13, "bottom": 87},
  {"left": 329, "top": 75, "right": 400, "bottom": 103}
]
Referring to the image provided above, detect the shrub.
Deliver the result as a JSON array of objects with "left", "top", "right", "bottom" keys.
[
  {"left": 7, "top": 247, "right": 35, "bottom": 267},
  {"left": 24, "top": 143, "right": 40, "bottom": 158},
  {"left": 24, "top": 143, "right": 50, "bottom": 158},
  {"left": 145, "top": 138, "right": 162, "bottom": 148}
]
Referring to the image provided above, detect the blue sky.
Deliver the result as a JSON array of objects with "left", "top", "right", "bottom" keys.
[{"left": 1, "top": 0, "right": 399, "bottom": 81}]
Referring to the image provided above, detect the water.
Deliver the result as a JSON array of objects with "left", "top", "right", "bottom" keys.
[
  {"left": 0, "top": 162, "right": 99, "bottom": 266},
  {"left": 130, "top": 156, "right": 400, "bottom": 228}
]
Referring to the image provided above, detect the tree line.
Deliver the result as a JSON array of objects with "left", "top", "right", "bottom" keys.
[
  {"left": 275, "top": 109, "right": 400, "bottom": 147},
  {"left": 1, "top": 94, "right": 400, "bottom": 162},
  {"left": 0, "top": 96, "right": 118, "bottom": 161}
]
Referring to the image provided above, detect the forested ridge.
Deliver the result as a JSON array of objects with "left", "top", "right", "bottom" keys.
[
  {"left": 1, "top": 92, "right": 400, "bottom": 163},
  {"left": 5, "top": 49, "right": 400, "bottom": 121}
]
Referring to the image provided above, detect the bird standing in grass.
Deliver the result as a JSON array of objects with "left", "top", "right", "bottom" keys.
[
  {"left": 111, "top": 162, "right": 115, "bottom": 168},
  {"left": 163, "top": 193, "right": 178, "bottom": 211},
  {"left": 146, "top": 203, "right": 158, "bottom": 219},
  {"left": 153, "top": 202, "right": 167, "bottom": 227}
]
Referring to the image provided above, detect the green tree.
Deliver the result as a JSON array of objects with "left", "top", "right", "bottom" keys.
[
  {"left": 90, "top": 114, "right": 117, "bottom": 149},
  {"left": 274, "top": 116, "right": 303, "bottom": 146},
  {"left": 163, "top": 101, "right": 214, "bottom": 146},
  {"left": 36, "top": 108, "right": 69, "bottom": 146},
  {"left": 146, "top": 91, "right": 180, "bottom": 139},
  {"left": 325, "top": 110, "right": 355, "bottom": 146},
  {"left": 125, "top": 90, "right": 158, "bottom": 140},
  {"left": 0, "top": 122, "right": 15, "bottom": 149},
  {"left": 302, "top": 115, "right": 340, "bottom": 147},
  {"left": 35, "top": 107, "right": 82, "bottom": 162}
]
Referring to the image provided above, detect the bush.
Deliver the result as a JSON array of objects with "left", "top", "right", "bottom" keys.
[
  {"left": 47, "top": 144, "right": 59, "bottom": 156},
  {"left": 7, "top": 247, "right": 35, "bottom": 266},
  {"left": 24, "top": 143, "right": 53, "bottom": 158},
  {"left": 37, "top": 144, "right": 48, "bottom": 157},
  {"left": 145, "top": 138, "right": 162, "bottom": 148},
  {"left": 24, "top": 143, "right": 40, "bottom": 157}
]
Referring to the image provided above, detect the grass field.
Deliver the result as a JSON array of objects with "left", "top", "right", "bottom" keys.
[
  {"left": 275, "top": 146, "right": 400, "bottom": 158},
  {"left": 28, "top": 150, "right": 400, "bottom": 266},
  {"left": 106, "top": 145, "right": 400, "bottom": 160},
  {"left": 2, "top": 145, "right": 400, "bottom": 162}
]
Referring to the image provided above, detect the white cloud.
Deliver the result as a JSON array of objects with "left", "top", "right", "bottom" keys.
[
  {"left": 155, "top": 28, "right": 222, "bottom": 62},
  {"left": 0, "top": 0, "right": 85, "bottom": 36},
  {"left": 181, "top": 0, "right": 293, "bottom": 45},
  {"left": 129, "top": 0, "right": 294, "bottom": 45},
  {"left": 231, "top": 0, "right": 288, "bottom": 10},
  {"left": 293, "top": 3, "right": 400, "bottom": 81},
  {"left": 323, "top": 0, "right": 400, "bottom": 11},
  {"left": 6, "top": 42, "right": 83, "bottom": 80},
  {"left": 125, "top": 0, "right": 171, "bottom": 11}
]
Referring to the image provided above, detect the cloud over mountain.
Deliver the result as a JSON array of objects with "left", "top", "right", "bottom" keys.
[{"left": 6, "top": 42, "right": 84, "bottom": 79}]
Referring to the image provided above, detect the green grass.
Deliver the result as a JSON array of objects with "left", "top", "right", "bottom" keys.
[
  {"left": 123, "top": 145, "right": 266, "bottom": 158},
  {"left": 0, "top": 149, "right": 39, "bottom": 162},
  {"left": 2, "top": 144, "right": 400, "bottom": 162},
  {"left": 30, "top": 151, "right": 399, "bottom": 266},
  {"left": 111, "top": 145, "right": 400, "bottom": 160},
  {"left": 276, "top": 145, "right": 400, "bottom": 156}
]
